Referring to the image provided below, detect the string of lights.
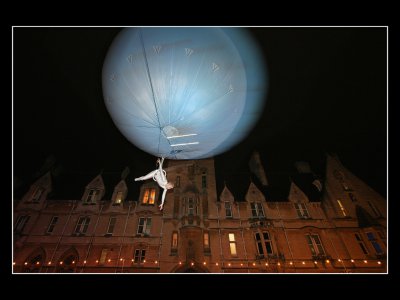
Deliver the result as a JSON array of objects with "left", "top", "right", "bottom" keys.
[{"left": 14, "top": 258, "right": 384, "bottom": 268}]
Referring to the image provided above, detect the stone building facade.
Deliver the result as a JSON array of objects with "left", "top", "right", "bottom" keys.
[{"left": 13, "top": 153, "right": 387, "bottom": 273}]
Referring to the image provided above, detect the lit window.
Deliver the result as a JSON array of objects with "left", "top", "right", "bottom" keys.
[
  {"left": 46, "top": 216, "right": 59, "bottom": 234},
  {"left": 367, "top": 201, "right": 380, "bottom": 217},
  {"left": 204, "top": 232, "right": 210, "bottom": 251},
  {"left": 106, "top": 217, "right": 116, "bottom": 235},
  {"left": 355, "top": 233, "right": 369, "bottom": 254},
  {"left": 171, "top": 232, "right": 178, "bottom": 250},
  {"left": 250, "top": 202, "right": 264, "bottom": 218},
  {"left": 175, "top": 176, "right": 181, "bottom": 188},
  {"left": 99, "top": 249, "right": 109, "bottom": 264},
  {"left": 202, "top": 174, "right": 207, "bottom": 188},
  {"left": 14, "top": 215, "right": 30, "bottom": 233},
  {"left": 229, "top": 233, "right": 237, "bottom": 256},
  {"left": 305, "top": 234, "right": 325, "bottom": 256},
  {"left": 114, "top": 191, "right": 124, "bottom": 205},
  {"left": 31, "top": 188, "right": 44, "bottom": 203},
  {"left": 74, "top": 216, "right": 90, "bottom": 234},
  {"left": 337, "top": 200, "right": 347, "bottom": 217},
  {"left": 137, "top": 217, "right": 152, "bottom": 235},
  {"left": 224, "top": 202, "right": 233, "bottom": 218},
  {"left": 134, "top": 249, "right": 146, "bottom": 263},
  {"left": 85, "top": 189, "right": 99, "bottom": 203},
  {"left": 142, "top": 188, "right": 156, "bottom": 205},
  {"left": 366, "top": 232, "right": 383, "bottom": 254},
  {"left": 295, "top": 203, "right": 309, "bottom": 218}
]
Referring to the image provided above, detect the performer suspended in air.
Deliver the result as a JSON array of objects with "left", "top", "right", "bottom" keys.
[{"left": 135, "top": 157, "right": 174, "bottom": 210}]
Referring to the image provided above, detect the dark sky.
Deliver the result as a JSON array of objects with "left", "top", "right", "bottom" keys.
[{"left": 13, "top": 27, "right": 387, "bottom": 198}]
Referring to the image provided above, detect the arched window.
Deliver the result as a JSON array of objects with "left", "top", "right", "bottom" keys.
[
  {"left": 57, "top": 248, "right": 79, "bottom": 273},
  {"left": 23, "top": 248, "right": 46, "bottom": 273}
]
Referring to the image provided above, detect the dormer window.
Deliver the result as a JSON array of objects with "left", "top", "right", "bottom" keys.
[
  {"left": 250, "top": 202, "right": 264, "bottom": 218},
  {"left": 114, "top": 191, "right": 124, "bottom": 205},
  {"left": 30, "top": 187, "right": 44, "bottom": 203},
  {"left": 295, "top": 203, "right": 309, "bottom": 218},
  {"left": 85, "top": 189, "right": 99, "bottom": 204},
  {"left": 224, "top": 202, "right": 233, "bottom": 218},
  {"left": 142, "top": 188, "right": 156, "bottom": 205}
]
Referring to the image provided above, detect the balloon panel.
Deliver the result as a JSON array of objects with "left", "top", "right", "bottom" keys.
[{"left": 103, "top": 27, "right": 267, "bottom": 159}]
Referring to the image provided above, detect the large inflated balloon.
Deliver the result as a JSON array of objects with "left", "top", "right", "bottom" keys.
[{"left": 102, "top": 27, "right": 267, "bottom": 159}]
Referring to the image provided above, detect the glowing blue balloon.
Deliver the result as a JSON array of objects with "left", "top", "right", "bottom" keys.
[{"left": 102, "top": 27, "right": 267, "bottom": 159}]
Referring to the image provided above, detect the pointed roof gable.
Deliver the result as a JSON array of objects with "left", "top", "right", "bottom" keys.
[{"left": 288, "top": 180, "right": 309, "bottom": 203}]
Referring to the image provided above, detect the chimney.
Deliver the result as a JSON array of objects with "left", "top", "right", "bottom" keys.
[
  {"left": 294, "top": 161, "right": 312, "bottom": 174},
  {"left": 248, "top": 151, "right": 268, "bottom": 186}
]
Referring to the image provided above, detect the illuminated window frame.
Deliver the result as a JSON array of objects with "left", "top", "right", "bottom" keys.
[
  {"left": 337, "top": 199, "right": 347, "bottom": 217},
  {"left": 228, "top": 233, "right": 237, "bottom": 257},
  {"left": 114, "top": 191, "right": 124, "bottom": 205},
  {"left": 142, "top": 188, "right": 156, "bottom": 205}
]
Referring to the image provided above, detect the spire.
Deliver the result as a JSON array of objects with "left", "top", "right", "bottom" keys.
[{"left": 121, "top": 166, "right": 130, "bottom": 180}]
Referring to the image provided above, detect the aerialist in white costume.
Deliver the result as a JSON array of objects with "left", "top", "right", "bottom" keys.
[{"left": 135, "top": 157, "right": 174, "bottom": 210}]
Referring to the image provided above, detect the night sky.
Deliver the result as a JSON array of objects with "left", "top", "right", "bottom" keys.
[{"left": 13, "top": 27, "right": 387, "bottom": 198}]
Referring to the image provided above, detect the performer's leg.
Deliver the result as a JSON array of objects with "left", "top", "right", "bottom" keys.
[{"left": 135, "top": 170, "right": 157, "bottom": 181}]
